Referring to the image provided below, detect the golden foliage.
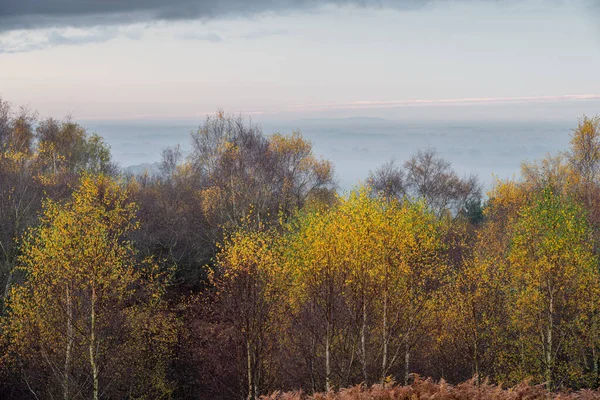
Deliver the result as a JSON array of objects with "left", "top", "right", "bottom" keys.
[{"left": 2, "top": 174, "right": 178, "bottom": 399}]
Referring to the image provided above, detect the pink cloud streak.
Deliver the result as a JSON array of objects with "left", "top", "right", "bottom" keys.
[{"left": 289, "top": 94, "right": 600, "bottom": 112}]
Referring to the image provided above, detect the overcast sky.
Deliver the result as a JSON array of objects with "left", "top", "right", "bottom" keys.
[{"left": 1, "top": 0, "right": 599, "bottom": 121}]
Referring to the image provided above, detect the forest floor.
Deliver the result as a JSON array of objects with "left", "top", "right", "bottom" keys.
[{"left": 261, "top": 377, "right": 600, "bottom": 399}]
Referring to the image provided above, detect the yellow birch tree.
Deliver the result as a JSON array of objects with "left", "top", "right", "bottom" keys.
[{"left": 3, "top": 174, "right": 178, "bottom": 399}]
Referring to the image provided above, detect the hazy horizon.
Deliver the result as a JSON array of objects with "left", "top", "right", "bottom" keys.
[
  {"left": 2, "top": 0, "right": 599, "bottom": 191},
  {"left": 77, "top": 117, "right": 576, "bottom": 194}
]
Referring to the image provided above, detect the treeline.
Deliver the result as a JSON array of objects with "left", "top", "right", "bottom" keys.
[{"left": 1, "top": 95, "right": 600, "bottom": 399}]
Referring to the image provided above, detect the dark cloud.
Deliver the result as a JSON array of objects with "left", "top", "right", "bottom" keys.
[{"left": 0, "top": 0, "right": 429, "bottom": 32}]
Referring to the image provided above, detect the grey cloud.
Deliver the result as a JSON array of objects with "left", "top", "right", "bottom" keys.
[
  {"left": 0, "top": 29, "right": 119, "bottom": 53},
  {"left": 46, "top": 30, "right": 117, "bottom": 46},
  {"left": 0, "top": 1, "right": 431, "bottom": 33}
]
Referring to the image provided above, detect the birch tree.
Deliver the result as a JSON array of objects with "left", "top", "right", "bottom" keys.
[{"left": 3, "top": 174, "right": 177, "bottom": 399}]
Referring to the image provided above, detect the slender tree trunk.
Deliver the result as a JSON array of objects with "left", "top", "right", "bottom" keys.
[
  {"left": 593, "top": 343, "right": 598, "bottom": 388},
  {"left": 254, "top": 356, "right": 259, "bottom": 400},
  {"left": 325, "top": 276, "right": 333, "bottom": 393},
  {"left": 3, "top": 269, "right": 12, "bottom": 302},
  {"left": 230, "top": 173, "right": 237, "bottom": 222},
  {"left": 519, "top": 332, "right": 525, "bottom": 379},
  {"left": 325, "top": 319, "right": 331, "bottom": 392},
  {"left": 404, "top": 338, "right": 410, "bottom": 386},
  {"left": 546, "top": 292, "right": 554, "bottom": 391},
  {"left": 63, "top": 284, "right": 73, "bottom": 400},
  {"left": 474, "top": 336, "right": 479, "bottom": 384},
  {"left": 361, "top": 298, "right": 368, "bottom": 386},
  {"left": 247, "top": 337, "right": 254, "bottom": 400},
  {"left": 90, "top": 284, "right": 99, "bottom": 400},
  {"left": 473, "top": 302, "right": 480, "bottom": 384},
  {"left": 592, "top": 262, "right": 600, "bottom": 388},
  {"left": 587, "top": 179, "right": 592, "bottom": 211},
  {"left": 1, "top": 238, "right": 14, "bottom": 311},
  {"left": 381, "top": 275, "right": 388, "bottom": 383},
  {"left": 593, "top": 303, "right": 600, "bottom": 388},
  {"left": 310, "top": 329, "right": 317, "bottom": 394},
  {"left": 2, "top": 268, "right": 13, "bottom": 315}
]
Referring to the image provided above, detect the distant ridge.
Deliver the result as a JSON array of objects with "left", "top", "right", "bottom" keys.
[
  {"left": 124, "top": 162, "right": 161, "bottom": 176},
  {"left": 298, "top": 117, "right": 388, "bottom": 123}
]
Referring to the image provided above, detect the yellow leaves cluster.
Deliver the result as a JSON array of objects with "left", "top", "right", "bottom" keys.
[
  {"left": 277, "top": 186, "right": 448, "bottom": 300},
  {"left": 200, "top": 186, "right": 226, "bottom": 219},
  {"left": 453, "top": 180, "right": 600, "bottom": 387},
  {"left": 8, "top": 173, "right": 139, "bottom": 324},
  {"left": 213, "top": 228, "right": 281, "bottom": 284},
  {"left": 508, "top": 188, "right": 596, "bottom": 326},
  {"left": 570, "top": 115, "right": 600, "bottom": 173},
  {"left": 486, "top": 178, "right": 529, "bottom": 222},
  {"left": 213, "top": 184, "right": 448, "bottom": 319},
  {"left": 269, "top": 131, "right": 312, "bottom": 159},
  {"left": 3, "top": 174, "right": 177, "bottom": 397},
  {"left": 218, "top": 140, "right": 240, "bottom": 159},
  {"left": 269, "top": 131, "right": 334, "bottom": 184}
]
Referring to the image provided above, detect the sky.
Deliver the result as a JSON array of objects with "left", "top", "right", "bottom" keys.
[{"left": 1, "top": 0, "right": 600, "bottom": 121}]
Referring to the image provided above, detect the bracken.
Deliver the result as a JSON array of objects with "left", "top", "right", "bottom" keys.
[{"left": 261, "top": 376, "right": 600, "bottom": 400}]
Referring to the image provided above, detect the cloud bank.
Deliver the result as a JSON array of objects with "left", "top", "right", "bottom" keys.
[
  {"left": 0, "top": 0, "right": 432, "bottom": 33},
  {"left": 1, "top": 0, "right": 594, "bottom": 53}
]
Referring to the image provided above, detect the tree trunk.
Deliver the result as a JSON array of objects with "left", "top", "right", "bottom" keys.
[
  {"left": 519, "top": 332, "right": 525, "bottom": 379},
  {"left": 381, "top": 273, "right": 388, "bottom": 383},
  {"left": 310, "top": 330, "right": 317, "bottom": 394},
  {"left": 63, "top": 284, "right": 73, "bottom": 400},
  {"left": 473, "top": 303, "right": 480, "bottom": 384},
  {"left": 325, "top": 276, "right": 333, "bottom": 393},
  {"left": 593, "top": 342, "right": 598, "bottom": 388},
  {"left": 361, "top": 299, "right": 368, "bottom": 386},
  {"left": 2, "top": 269, "right": 12, "bottom": 304},
  {"left": 545, "top": 292, "right": 554, "bottom": 391},
  {"left": 247, "top": 337, "right": 254, "bottom": 400},
  {"left": 404, "top": 339, "right": 410, "bottom": 386},
  {"left": 473, "top": 336, "right": 479, "bottom": 384},
  {"left": 325, "top": 319, "right": 331, "bottom": 392},
  {"left": 2, "top": 257, "right": 14, "bottom": 313},
  {"left": 90, "top": 284, "right": 99, "bottom": 400}
]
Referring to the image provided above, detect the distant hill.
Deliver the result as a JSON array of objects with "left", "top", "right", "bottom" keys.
[
  {"left": 123, "top": 162, "right": 161, "bottom": 176},
  {"left": 298, "top": 117, "right": 389, "bottom": 123}
]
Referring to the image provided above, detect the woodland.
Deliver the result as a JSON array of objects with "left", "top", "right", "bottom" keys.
[{"left": 1, "top": 97, "right": 600, "bottom": 399}]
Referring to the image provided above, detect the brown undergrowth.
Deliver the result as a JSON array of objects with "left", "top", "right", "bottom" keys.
[{"left": 261, "top": 377, "right": 600, "bottom": 400}]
